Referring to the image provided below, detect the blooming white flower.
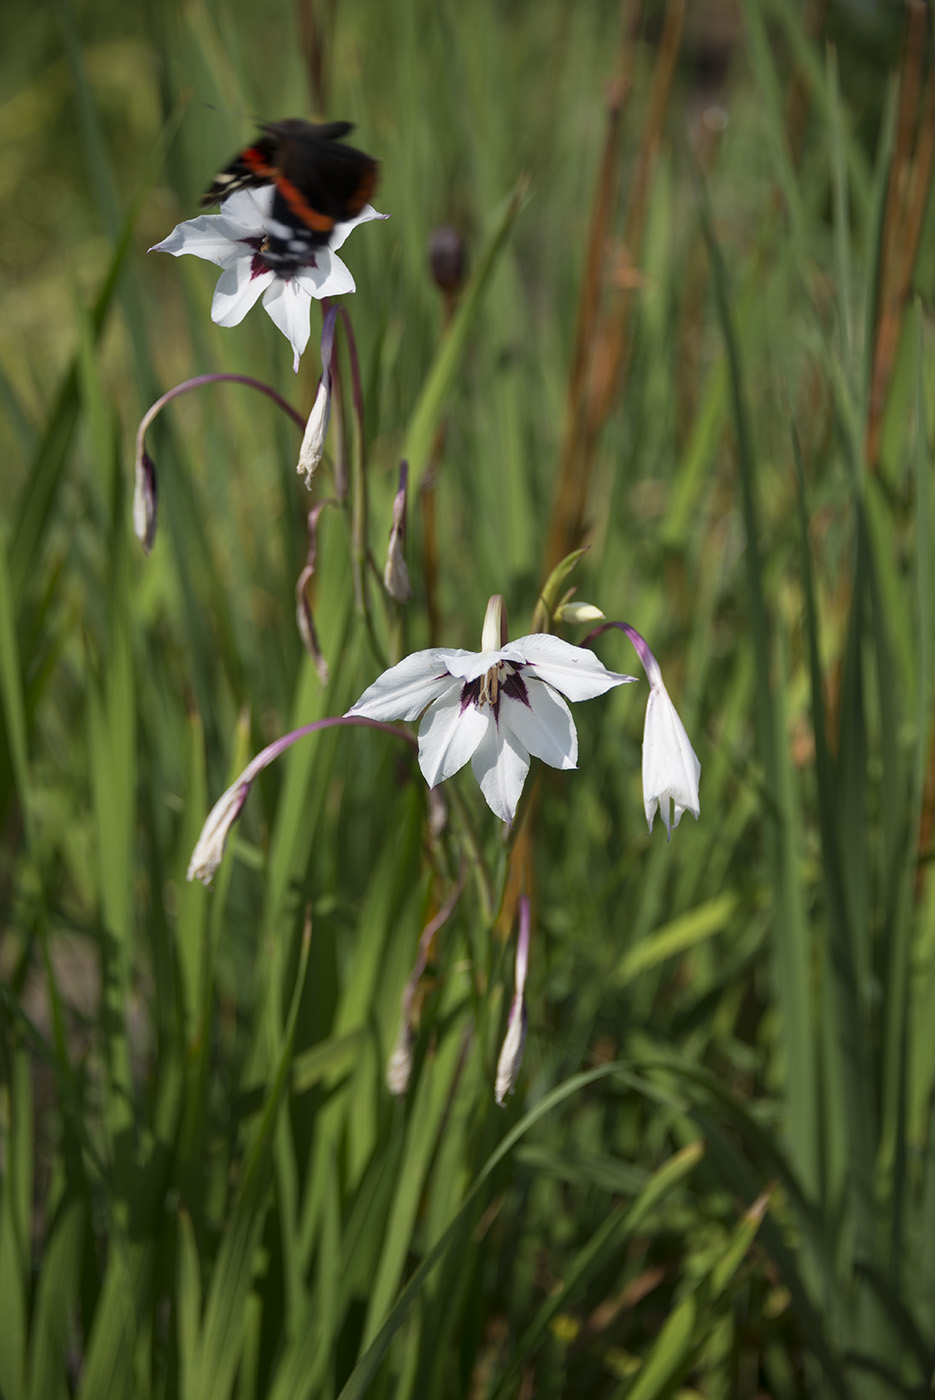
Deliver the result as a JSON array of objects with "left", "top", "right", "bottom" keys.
[
  {"left": 150, "top": 187, "right": 388, "bottom": 372},
  {"left": 346, "top": 596, "right": 635, "bottom": 824}
]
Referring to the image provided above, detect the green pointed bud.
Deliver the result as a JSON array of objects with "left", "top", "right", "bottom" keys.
[
  {"left": 531, "top": 547, "right": 590, "bottom": 632},
  {"left": 555, "top": 600, "right": 605, "bottom": 625}
]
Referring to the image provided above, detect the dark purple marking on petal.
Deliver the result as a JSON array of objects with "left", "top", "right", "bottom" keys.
[
  {"left": 460, "top": 678, "right": 482, "bottom": 715},
  {"left": 250, "top": 250, "right": 271, "bottom": 280},
  {"left": 502, "top": 672, "right": 530, "bottom": 708}
]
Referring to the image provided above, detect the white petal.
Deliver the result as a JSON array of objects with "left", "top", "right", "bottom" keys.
[
  {"left": 418, "top": 691, "right": 489, "bottom": 787},
  {"left": 150, "top": 215, "right": 257, "bottom": 268},
  {"left": 503, "top": 679, "right": 578, "bottom": 771},
  {"left": 221, "top": 186, "right": 275, "bottom": 222},
  {"left": 300, "top": 248, "right": 356, "bottom": 299},
  {"left": 211, "top": 260, "right": 273, "bottom": 327},
  {"left": 513, "top": 633, "right": 635, "bottom": 701},
  {"left": 262, "top": 277, "right": 313, "bottom": 372},
  {"left": 471, "top": 723, "right": 531, "bottom": 824},
  {"left": 441, "top": 645, "right": 526, "bottom": 684},
  {"left": 347, "top": 651, "right": 458, "bottom": 721},
  {"left": 328, "top": 204, "right": 390, "bottom": 253},
  {"left": 642, "top": 681, "right": 701, "bottom": 839}
]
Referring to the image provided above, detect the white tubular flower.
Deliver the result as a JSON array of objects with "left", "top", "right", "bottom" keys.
[
  {"left": 620, "top": 624, "right": 701, "bottom": 839},
  {"left": 150, "top": 188, "right": 388, "bottom": 372},
  {"left": 495, "top": 896, "right": 531, "bottom": 1106},
  {"left": 346, "top": 596, "right": 635, "bottom": 825},
  {"left": 642, "top": 676, "right": 701, "bottom": 838}
]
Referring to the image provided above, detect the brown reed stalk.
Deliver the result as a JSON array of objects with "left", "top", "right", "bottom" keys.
[
  {"left": 544, "top": 0, "right": 687, "bottom": 577},
  {"left": 542, "top": 5, "right": 636, "bottom": 575},
  {"left": 865, "top": 2, "right": 935, "bottom": 471}
]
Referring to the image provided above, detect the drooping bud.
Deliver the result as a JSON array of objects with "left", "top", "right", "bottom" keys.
[
  {"left": 386, "top": 1020, "right": 415, "bottom": 1098},
  {"left": 495, "top": 895, "right": 531, "bottom": 1106},
  {"left": 383, "top": 461, "right": 411, "bottom": 602},
  {"left": 132, "top": 448, "right": 158, "bottom": 555},
  {"left": 296, "top": 307, "right": 338, "bottom": 486},
  {"left": 620, "top": 623, "right": 701, "bottom": 840}
]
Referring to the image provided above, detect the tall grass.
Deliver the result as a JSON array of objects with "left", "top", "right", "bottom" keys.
[{"left": 2, "top": 0, "right": 934, "bottom": 1396}]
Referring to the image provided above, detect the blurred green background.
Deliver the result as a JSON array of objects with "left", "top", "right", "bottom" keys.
[{"left": 2, "top": 0, "right": 935, "bottom": 1396}]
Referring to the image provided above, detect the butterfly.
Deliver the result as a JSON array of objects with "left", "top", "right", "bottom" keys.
[{"left": 201, "top": 119, "right": 379, "bottom": 275}]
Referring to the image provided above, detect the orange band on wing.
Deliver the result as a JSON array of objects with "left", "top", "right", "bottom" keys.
[
  {"left": 242, "top": 146, "right": 279, "bottom": 180},
  {"left": 274, "top": 173, "right": 335, "bottom": 232}
]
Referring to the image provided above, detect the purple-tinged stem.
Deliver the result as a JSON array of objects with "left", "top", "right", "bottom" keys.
[
  {"left": 295, "top": 502, "right": 335, "bottom": 681},
  {"left": 188, "top": 714, "right": 417, "bottom": 886},
  {"left": 584, "top": 619, "right": 660, "bottom": 687},
  {"left": 134, "top": 373, "right": 306, "bottom": 552}
]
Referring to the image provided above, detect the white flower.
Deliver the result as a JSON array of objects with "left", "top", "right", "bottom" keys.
[
  {"left": 346, "top": 596, "right": 634, "bottom": 824},
  {"left": 617, "top": 622, "right": 701, "bottom": 840},
  {"left": 642, "top": 678, "right": 701, "bottom": 838},
  {"left": 638, "top": 653, "right": 701, "bottom": 839},
  {"left": 150, "top": 187, "right": 388, "bottom": 373}
]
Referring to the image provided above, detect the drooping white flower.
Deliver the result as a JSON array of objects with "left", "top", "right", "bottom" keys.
[
  {"left": 642, "top": 676, "right": 701, "bottom": 838},
  {"left": 620, "top": 624, "right": 701, "bottom": 839},
  {"left": 346, "top": 596, "right": 635, "bottom": 824},
  {"left": 150, "top": 187, "right": 388, "bottom": 372}
]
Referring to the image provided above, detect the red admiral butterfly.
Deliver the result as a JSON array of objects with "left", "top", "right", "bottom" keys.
[{"left": 201, "top": 119, "right": 379, "bottom": 275}]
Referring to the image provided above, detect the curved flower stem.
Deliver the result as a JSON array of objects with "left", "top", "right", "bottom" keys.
[
  {"left": 134, "top": 372, "right": 306, "bottom": 552},
  {"left": 333, "top": 304, "right": 370, "bottom": 619},
  {"left": 188, "top": 714, "right": 417, "bottom": 885},
  {"left": 583, "top": 619, "right": 655, "bottom": 679},
  {"left": 136, "top": 372, "right": 306, "bottom": 454}
]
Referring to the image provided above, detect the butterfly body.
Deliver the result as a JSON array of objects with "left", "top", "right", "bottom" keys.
[{"left": 202, "top": 119, "right": 379, "bottom": 275}]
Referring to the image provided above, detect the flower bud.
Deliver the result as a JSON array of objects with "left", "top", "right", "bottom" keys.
[
  {"left": 554, "top": 600, "right": 605, "bottom": 625},
  {"left": 296, "top": 307, "right": 338, "bottom": 486},
  {"left": 383, "top": 461, "right": 412, "bottom": 602},
  {"left": 133, "top": 449, "right": 158, "bottom": 555},
  {"left": 428, "top": 225, "right": 466, "bottom": 294},
  {"left": 495, "top": 895, "right": 531, "bottom": 1106}
]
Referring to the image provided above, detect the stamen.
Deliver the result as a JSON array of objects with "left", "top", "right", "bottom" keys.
[{"left": 479, "top": 665, "right": 500, "bottom": 707}]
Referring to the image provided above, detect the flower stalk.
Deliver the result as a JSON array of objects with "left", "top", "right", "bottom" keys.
[{"left": 133, "top": 373, "right": 305, "bottom": 553}]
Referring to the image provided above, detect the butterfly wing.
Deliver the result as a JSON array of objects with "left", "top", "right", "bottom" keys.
[{"left": 200, "top": 120, "right": 378, "bottom": 235}]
